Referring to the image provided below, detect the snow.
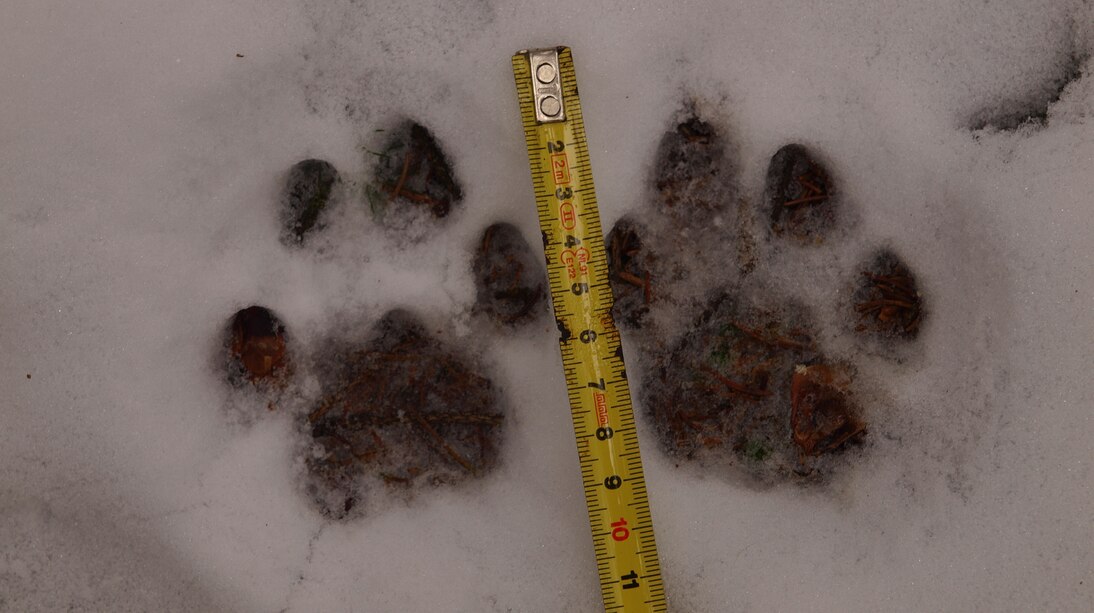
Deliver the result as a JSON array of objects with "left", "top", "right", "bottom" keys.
[{"left": 2, "top": 0, "right": 1092, "bottom": 611}]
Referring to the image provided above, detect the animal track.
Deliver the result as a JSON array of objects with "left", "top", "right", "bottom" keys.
[
  {"left": 763, "top": 144, "right": 836, "bottom": 242},
  {"left": 281, "top": 159, "right": 341, "bottom": 247},
  {"left": 305, "top": 310, "right": 505, "bottom": 517},
  {"left": 219, "top": 120, "right": 545, "bottom": 518},
  {"left": 608, "top": 110, "right": 926, "bottom": 484},
  {"left": 472, "top": 223, "right": 547, "bottom": 327},
  {"left": 225, "top": 305, "right": 291, "bottom": 388},
  {"left": 365, "top": 120, "right": 464, "bottom": 239},
  {"left": 218, "top": 106, "right": 928, "bottom": 514}
]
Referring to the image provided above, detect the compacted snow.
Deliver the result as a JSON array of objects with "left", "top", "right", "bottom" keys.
[{"left": 1, "top": 0, "right": 1092, "bottom": 611}]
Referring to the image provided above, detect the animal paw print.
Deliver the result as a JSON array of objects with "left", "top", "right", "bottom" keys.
[
  {"left": 220, "top": 120, "right": 546, "bottom": 518},
  {"left": 608, "top": 109, "right": 925, "bottom": 484}
]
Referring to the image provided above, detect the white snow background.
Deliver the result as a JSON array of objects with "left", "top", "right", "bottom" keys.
[{"left": 2, "top": 0, "right": 1093, "bottom": 611}]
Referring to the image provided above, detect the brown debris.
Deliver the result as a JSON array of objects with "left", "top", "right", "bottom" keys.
[
  {"left": 472, "top": 223, "right": 546, "bottom": 326},
  {"left": 853, "top": 249, "right": 924, "bottom": 339},
  {"left": 644, "top": 296, "right": 817, "bottom": 469},
  {"left": 281, "top": 159, "right": 339, "bottom": 246},
  {"left": 306, "top": 310, "right": 503, "bottom": 518},
  {"left": 652, "top": 114, "right": 728, "bottom": 217},
  {"left": 367, "top": 121, "right": 462, "bottom": 223},
  {"left": 640, "top": 291, "right": 868, "bottom": 481},
  {"left": 227, "top": 306, "right": 290, "bottom": 387},
  {"left": 606, "top": 218, "right": 654, "bottom": 328},
  {"left": 764, "top": 143, "right": 836, "bottom": 242},
  {"left": 790, "top": 363, "right": 865, "bottom": 456}
]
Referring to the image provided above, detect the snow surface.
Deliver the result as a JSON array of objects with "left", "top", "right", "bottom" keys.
[{"left": 2, "top": 0, "right": 1093, "bottom": 611}]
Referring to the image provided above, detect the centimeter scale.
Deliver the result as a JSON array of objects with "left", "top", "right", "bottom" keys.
[{"left": 511, "top": 47, "right": 667, "bottom": 612}]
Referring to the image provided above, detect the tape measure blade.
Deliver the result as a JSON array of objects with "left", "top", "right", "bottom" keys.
[{"left": 512, "top": 47, "right": 667, "bottom": 612}]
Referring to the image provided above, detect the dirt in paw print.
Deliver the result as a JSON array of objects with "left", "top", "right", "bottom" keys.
[
  {"left": 605, "top": 218, "right": 654, "bottom": 329},
  {"left": 223, "top": 305, "right": 292, "bottom": 390},
  {"left": 472, "top": 222, "right": 547, "bottom": 327},
  {"left": 218, "top": 118, "right": 546, "bottom": 518},
  {"left": 763, "top": 143, "right": 836, "bottom": 243},
  {"left": 280, "top": 159, "right": 341, "bottom": 247},
  {"left": 652, "top": 115, "right": 728, "bottom": 216},
  {"left": 852, "top": 249, "right": 924, "bottom": 341},
  {"left": 304, "top": 311, "right": 505, "bottom": 518},
  {"left": 645, "top": 296, "right": 817, "bottom": 473},
  {"left": 365, "top": 120, "right": 463, "bottom": 238},
  {"left": 609, "top": 107, "right": 925, "bottom": 484}
]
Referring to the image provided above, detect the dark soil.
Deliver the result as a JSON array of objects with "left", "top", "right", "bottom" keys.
[
  {"left": 225, "top": 305, "right": 290, "bottom": 388},
  {"left": 281, "top": 159, "right": 340, "bottom": 246},
  {"left": 607, "top": 110, "right": 901, "bottom": 483},
  {"left": 853, "top": 249, "right": 924, "bottom": 340},
  {"left": 472, "top": 223, "right": 546, "bottom": 327},
  {"left": 304, "top": 310, "right": 504, "bottom": 518},
  {"left": 642, "top": 294, "right": 863, "bottom": 480},
  {"left": 367, "top": 121, "right": 462, "bottom": 226},
  {"left": 606, "top": 217, "right": 654, "bottom": 329},
  {"left": 652, "top": 114, "right": 729, "bottom": 218},
  {"left": 764, "top": 143, "right": 836, "bottom": 242}
]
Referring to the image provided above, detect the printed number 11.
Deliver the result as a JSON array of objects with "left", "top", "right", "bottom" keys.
[{"left": 621, "top": 571, "right": 639, "bottom": 590}]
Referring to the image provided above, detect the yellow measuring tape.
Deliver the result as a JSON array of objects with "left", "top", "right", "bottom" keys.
[{"left": 512, "top": 47, "right": 667, "bottom": 612}]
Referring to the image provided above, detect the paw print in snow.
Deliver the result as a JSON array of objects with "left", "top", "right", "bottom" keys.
[
  {"left": 608, "top": 110, "right": 926, "bottom": 484},
  {"left": 220, "top": 120, "right": 546, "bottom": 518}
]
